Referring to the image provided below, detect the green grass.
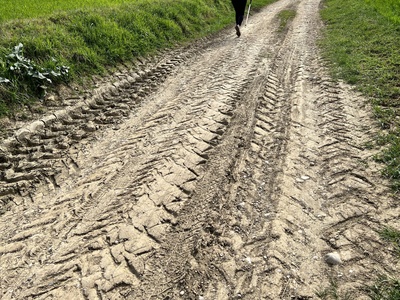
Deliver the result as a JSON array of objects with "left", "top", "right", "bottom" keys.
[
  {"left": 365, "top": 0, "right": 400, "bottom": 24},
  {"left": 277, "top": 9, "right": 296, "bottom": 32},
  {"left": 0, "top": 0, "right": 276, "bottom": 116},
  {"left": 380, "top": 227, "right": 400, "bottom": 255},
  {"left": 0, "top": 0, "right": 137, "bottom": 22},
  {"left": 367, "top": 275, "right": 400, "bottom": 300},
  {"left": 319, "top": 0, "right": 400, "bottom": 189},
  {"left": 365, "top": 228, "right": 400, "bottom": 299}
]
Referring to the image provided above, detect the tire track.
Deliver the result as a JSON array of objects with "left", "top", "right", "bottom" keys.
[
  {"left": 129, "top": 1, "right": 303, "bottom": 299},
  {"left": 0, "top": 39, "right": 213, "bottom": 213},
  {"left": 127, "top": 0, "right": 399, "bottom": 299},
  {"left": 223, "top": 0, "right": 399, "bottom": 298},
  {"left": 0, "top": 2, "right": 286, "bottom": 297}
]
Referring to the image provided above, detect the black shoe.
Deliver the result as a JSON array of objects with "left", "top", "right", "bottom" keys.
[{"left": 235, "top": 25, "right": 241, "bottom": 37}]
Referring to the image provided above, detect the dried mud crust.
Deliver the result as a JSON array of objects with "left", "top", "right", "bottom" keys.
[{"left": 0, "top": 0, "right": 399, "bottom": 299}]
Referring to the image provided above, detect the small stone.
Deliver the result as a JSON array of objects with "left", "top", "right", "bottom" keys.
[
  {"left": 28, "top": 120, "right": 45, "bottom": 132},
  {"left": 45, "top": 95, "right": 56, "bottom": 102},
  {"left": 325, "top": 252, "right": 342, "bottom": 265},
  {"left": 180, "top": 291, "right": 185, "bottom": 296},
  {"left": 15, "top": 129, "right": 31, "bottom": 143},
  {"left": 301, "top": 175, "right": 310, "bottom": 180},
  {"left": 84, "top": 121, "right": 97, "bottom": 132}
]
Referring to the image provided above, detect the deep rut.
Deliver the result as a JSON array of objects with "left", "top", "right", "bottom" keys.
[{"left": 0, "top": 0, "right": 399, "bottom": 299}]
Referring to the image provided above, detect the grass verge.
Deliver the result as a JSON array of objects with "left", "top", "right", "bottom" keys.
[
  {"left": 364, "top": 0, "right": 400, "bottom": 24},
  {"left": 0, "top": 0, "right": 276, "bottom": 117},
  {"left": 319, "top": 0, "right": 400, "bottom": 297},
  {"left": 319, "top": 0, "right": 400, "bottom": 190},
  {"left": 380, "top": 227, "right": 400, "bottom": 256},
  {"left": 363, "top": 227, "right": 400, "bottom": 299},
  {"left": 367, "top": 275, "right": 400, "bottom": 300}
]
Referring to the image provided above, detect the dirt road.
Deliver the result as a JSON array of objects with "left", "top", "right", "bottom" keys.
[{"left": 0, "top": 0, "right": 399, "bottom": 299}]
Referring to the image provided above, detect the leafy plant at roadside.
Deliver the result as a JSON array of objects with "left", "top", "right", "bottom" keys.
[
  {"left": 1, "top": 43, "right": 69, "bottom": 90},
  {"left": 0, "top": 43, "right": 69, "bottom": 115}
]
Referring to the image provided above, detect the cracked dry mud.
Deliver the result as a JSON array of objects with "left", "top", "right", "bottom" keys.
[{"left": 0, "top": 0, "right": 399, "bottom": 299}]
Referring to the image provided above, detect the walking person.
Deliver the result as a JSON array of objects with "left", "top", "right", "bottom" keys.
[{"left": 231, "top": 0, "right": 248, "bottom": 37}]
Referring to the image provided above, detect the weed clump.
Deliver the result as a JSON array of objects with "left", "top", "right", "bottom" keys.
[{"left": 0, "top": 43, "right": 69, "bottom": 114}]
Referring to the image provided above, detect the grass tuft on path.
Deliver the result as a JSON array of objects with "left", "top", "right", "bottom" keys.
[
  {"left": 367, "top": 275, "right": 400, "bottom": 300},
  {"left": 278, "top": 9, "right": 296, "bottom": 32}
]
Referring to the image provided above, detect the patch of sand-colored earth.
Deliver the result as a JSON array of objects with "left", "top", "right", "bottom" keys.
[{"left": 0, "top": 0, "right": 399, "bottom": 299}]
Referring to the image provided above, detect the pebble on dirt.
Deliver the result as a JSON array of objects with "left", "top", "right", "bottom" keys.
[{"left": 324, "top": 252, "right": 342, "bottom": 265}]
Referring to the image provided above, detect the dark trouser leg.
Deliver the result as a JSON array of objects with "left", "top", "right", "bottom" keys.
[{"left": 231, "top": 0, "right": 247, "bottom": 26}]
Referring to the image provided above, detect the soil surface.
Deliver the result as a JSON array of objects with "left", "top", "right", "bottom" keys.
[{"left": 0, "top": 0, "right": 399, "bottom": 299}]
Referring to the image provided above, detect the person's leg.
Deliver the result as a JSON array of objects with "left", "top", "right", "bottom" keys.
[
  {"left": 236, "top": 0, "right": 247, "bottom": 26},
  {"left": 231, "top": 0, "right": 246, "bottom": 36},
  {"left": 231, "top": 0, "right": 245, "bottom": 25}
]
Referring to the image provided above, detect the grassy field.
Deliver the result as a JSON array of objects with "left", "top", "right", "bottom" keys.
[
  {"left": 0, "top": 0, "right": 138, "bottom": 22},
  {"left": 0, "top": 0, "right": 275, "bottom": 116},
  {"left": 365, "top": 0, "right": 400, "bottom": 24},
  {"left": 320, "top": 0, "right": 400, "bottom": 297}
]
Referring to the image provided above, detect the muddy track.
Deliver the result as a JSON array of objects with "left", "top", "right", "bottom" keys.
[{"left": 0, "top": 0, "right": 399, "bottom": 299}]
